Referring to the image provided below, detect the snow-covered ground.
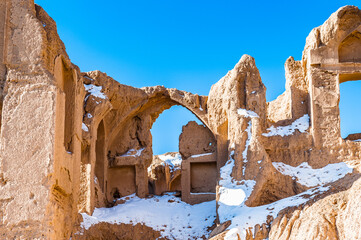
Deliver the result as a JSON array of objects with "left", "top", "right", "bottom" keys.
[
  {"left": 216, "top": 110, "right": 352, "bottom": 240},
  {"left": 217, "top": 148, "right": 345, "bottom": 240},
  {"left": 78, "top": 108, "right": 354, "bottom": 240},
  {"left": 272, "top": 161, "right": 354, "bottom": 187},
  {"left": 262, "top": 114, "right": 310, "bottom": 137},
  {"left": 79, "top": 193, "right": 216, "bottom": 240},
  {"left": 220, "top": 184, "right": 330, "bottom": 240}
]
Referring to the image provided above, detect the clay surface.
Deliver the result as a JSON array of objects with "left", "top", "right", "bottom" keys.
[{"left": 0, "top": 2, "right": 361, "bottom": 240}]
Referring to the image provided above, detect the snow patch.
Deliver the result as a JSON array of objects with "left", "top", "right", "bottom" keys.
[
  {"left": 148, "top": 153, "right": 183, "bottom": 174},
  {"left": 242, "top": 121, "right": 252, "bottom": 176},
  {"left": 272, "top": 161, "right": 353, "bottom": 187},
  {"left": 190, "top": 192, "right": 216, "bottom": 195},
  {"left": 120, "top": 148, "right": 145, "bottom": 157},
  {"left": 237, "top": 108, "right": 259, "bottom": 118},
  {"left": 79, "top": 193, "right": 216, "bottom": 240},
  {"left": 218, "top": 150, "right": 331, "bottom": 239},
  {"left": 222, "top": 185, "right": 330, "bottom": 240},
  {"left": 84, "top": 84, "right": 107, "bottom": 99},
  {"left": 82, "top": 123, "right": 89, "bottom": 132},
  {"left": 217, "top": 118, "right": 332, "bottom": 239},
  {"left": 262, "top": 114, "right": 310, "bottom": 137},
  {"left": 158, "top": 153, "right": 182, "bottom": 171},
  {"left": 191, "top": 152, "right": 214, "bottom": 158}
]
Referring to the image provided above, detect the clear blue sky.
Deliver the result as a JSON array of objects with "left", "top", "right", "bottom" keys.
[{"left": 35, "top": 0, "right": 361, "bottom": 154}]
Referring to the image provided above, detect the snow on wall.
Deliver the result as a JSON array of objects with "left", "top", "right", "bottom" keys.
[
  {"left": 237, "top": 108, "right": 259, "bottom": 118},
  {"left": 191, "top": 152, "right": 214, "bottom": 158},
  {"left": 272, "top": 161, "right": 354, "bottom": 187},
  {"left": 148, "top": 153, "right": 183, "bottom": 174},
  {"left": 120, "top": 148, "right": 145, "bottom": 157},
  {"left": 237, "top": 108, "right": 259, "bottom": 176},
  {"left": 158, "top": 153, "right": 182, "bottom": 168},
  {"left": 79, "top": 193, "right": 216, "bottom": 240},
  {"left": 217, "top": 110, "right": 333, "bottom": 240},
  {"left": 218, "top": 145, "right": 332, "bottom": 240},
  {"left": 262, "top": 114, "right": 310, "bottom": 137},
  {"left": 78, "top": 106, "right": 352, "bottom": 240},
  {"left": 242, "top": 123, "right": 252, "bottom": 176},
  {"left": 82, "top": 123, "right": 89, "bottom": 132},
  {"left": 84, "top": 83, "right": 107, "bottom": 100}
]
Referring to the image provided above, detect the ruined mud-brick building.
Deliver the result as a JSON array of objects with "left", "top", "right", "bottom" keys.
[{"left": 0, "top": 1, "right": 361, "bottom": 239}]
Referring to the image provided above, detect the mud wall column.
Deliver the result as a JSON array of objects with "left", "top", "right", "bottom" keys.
[
  {"left": 0, "top": 82, "right": 58, "bottom": 238},
  {"left": 308, "top": 67, "right": 340, "bottom": 148},
  {"left": 53, "top": 57, "right": 83, "bottom": 239}
]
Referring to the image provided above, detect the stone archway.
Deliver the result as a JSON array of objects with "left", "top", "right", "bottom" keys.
[
  {"left": 79, "top": 79, "right": 218, "bottom": 210},
  {"left": 104, "top": 93, "right": 217, "bottom": 204}
]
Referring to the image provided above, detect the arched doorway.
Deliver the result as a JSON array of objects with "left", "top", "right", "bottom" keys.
[{"left": 104, "top": 102, "right": 217, "bottom": 204}]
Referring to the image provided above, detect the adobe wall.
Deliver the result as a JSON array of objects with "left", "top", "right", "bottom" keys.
[
  {"left": 78, "top": 69, "right": 211, "bottom": 211},
  {"left": 148, "top": 152, "right": 182, "bottom": 195},
  {"left": 207, "top": 5, "right": 361, "bottom": 211},
  {"left": 179, "top": 121, "right": 217, "bottom": 204},
  {"left": 179, "top": 121, "right": 216, "bottom": 159},
  {"left": 0, "top": 2, "right": 361, "bottom": 239},
  {"left": 0, "top": 1, "right": 84, "bottom": 239}
]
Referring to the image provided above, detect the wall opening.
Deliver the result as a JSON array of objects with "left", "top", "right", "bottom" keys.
[
  {"left": 151, "top": 105, "right": 202, "bottom": 155},
  {"left": 95, "top": 120, "right": 105, "bottom": 191},
  {"left": 150, "top": 105, "right": 217, "bottom": 199},
  {"left": 339, "top": 78, "right": 361, "bottom": 139},
  {"left": 149, "top": 105, "right": 203, "bottom": 196}
]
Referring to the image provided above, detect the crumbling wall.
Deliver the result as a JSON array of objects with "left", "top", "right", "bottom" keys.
[
  {"left": 179, "top": 121, "right": 218, "bottom": 204},
  {"left": 2, "top": 2, "right": 361, "bottom": 240},
  {"left": 267, "top": 57, "right": 308, "bottom": 124},
  {"left": 148, "top": 152, "right": 182, "bottom": 195},
  {"left": 0, "top": 1, "right": 84, "bottom": 239},
  {"left": 78, "top": 71, "right": 212, "bottom": 211},
  {"left": 210, "top": 5, "right": 361, "bottom": 239},
  {"left": 179, "top": 121, "right": 216, "bottom": 159}
]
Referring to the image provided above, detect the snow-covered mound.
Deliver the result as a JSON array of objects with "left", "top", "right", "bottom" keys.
[
  {"left": 79, "top": 193, "right": 216, "bottom": 240},
  {"left": 217, "top": 153, "right": 351, "bottom": 240}
]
